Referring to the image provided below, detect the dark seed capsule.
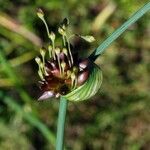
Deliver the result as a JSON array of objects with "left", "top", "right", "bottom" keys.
[{"left": 77, "top": 70, "right": 89, "bottom": 86}]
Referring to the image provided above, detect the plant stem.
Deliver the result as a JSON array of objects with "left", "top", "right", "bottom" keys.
[
  {"left": 89, "top": 2, "right": 150, "bottom": 61},
  {"left": 56, "top": 97, "right": 68, "bottom": 150}
]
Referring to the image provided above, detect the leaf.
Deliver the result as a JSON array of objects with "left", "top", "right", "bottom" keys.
[
  {"left": 89, "top": 2, "right": 150, "bottom": 61},
  {"left": 64, "top": 61, "right": 102, "bottom": 101}
]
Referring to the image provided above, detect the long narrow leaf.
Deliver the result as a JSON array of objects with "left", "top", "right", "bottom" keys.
[{"left": 89, "top": 2, "right": 150, "bottom": 61}]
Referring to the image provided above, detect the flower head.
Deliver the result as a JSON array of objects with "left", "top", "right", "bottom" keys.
[{"left": 35, "top": 9, "right": 102, "bottom": 101}]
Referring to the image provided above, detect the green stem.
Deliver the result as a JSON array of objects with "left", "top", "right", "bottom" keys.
[
  {"left": 56, "top": 97, "right": 68, "bottom": 150},
  {"left": 89, "top": 2, "right": 150, "bottom": 61}
]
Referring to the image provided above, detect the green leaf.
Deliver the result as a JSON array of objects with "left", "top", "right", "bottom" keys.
[
  {"left": 89, "top": 2, "right": 150, "bottom": 61},
  {"left": 64, "top": 62, "right": 102, "bottom": 101}
]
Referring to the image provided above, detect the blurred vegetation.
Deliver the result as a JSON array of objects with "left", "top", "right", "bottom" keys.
[{"left": 0, "top": 0, "right": 149, "bottom": 150}]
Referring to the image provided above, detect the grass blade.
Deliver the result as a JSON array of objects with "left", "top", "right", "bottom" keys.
[{"left": 89, "top": 2, "right": 150, "bottom": 61}]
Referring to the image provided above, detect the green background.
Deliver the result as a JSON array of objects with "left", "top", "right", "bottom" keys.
[{"left": 0, "top": 0, "right": 149, "bottom": 149}]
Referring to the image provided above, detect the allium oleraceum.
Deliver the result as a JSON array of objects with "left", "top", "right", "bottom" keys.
[{"left": 35, "top": 9, "right": 102, "bottom": 102}]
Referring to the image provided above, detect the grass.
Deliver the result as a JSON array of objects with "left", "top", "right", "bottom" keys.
[{"left": 0, "top": 91, "right": 56, "bottom": 147}]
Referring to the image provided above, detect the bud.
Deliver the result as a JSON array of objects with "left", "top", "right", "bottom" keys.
[
  {"left": 61, "top": 61, "right": 66, "bottom": 68},
  {"left": 37, "top": 8, "right": 44, "bottom": 19},
  {"left": 80, "top": 35, "right": 95, "bottom": 43},
  {"left": 35, "top": 57, "right": 41, "bottom": 65},
  {"left": 62, "top": 48, "right": 68, "bottom": 56},
  {"left": 58, "top": 27, "right": 65, "bottom": 35},
  {"left": 48, "top": 45, "right": 52, "bottom": 51},
  {"left": 61, "top": 61, "right": 66, "bottom": 73},
  {"left": 40, "top": 47, "right": 46, "bottom": 58},
  {"left": 55, "top": 47, "right": 60, "bottom": 55},
  {"left": 49, "top": 32, "right": 55, "bottom": 41},
  {"left": 35, "top": 57, "right": 45, "bottom": 76},
  {"left": 48, "top": 45, "right": 52, "bottom": 57}
]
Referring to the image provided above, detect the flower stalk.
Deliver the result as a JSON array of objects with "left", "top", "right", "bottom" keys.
[{"left": 56, "top": 97, "right": 68, "bottom": 150}]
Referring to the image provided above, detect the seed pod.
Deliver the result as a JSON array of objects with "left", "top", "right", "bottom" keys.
[{"left": 63, "top": 62, "right": 102, "bottom": 101}]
